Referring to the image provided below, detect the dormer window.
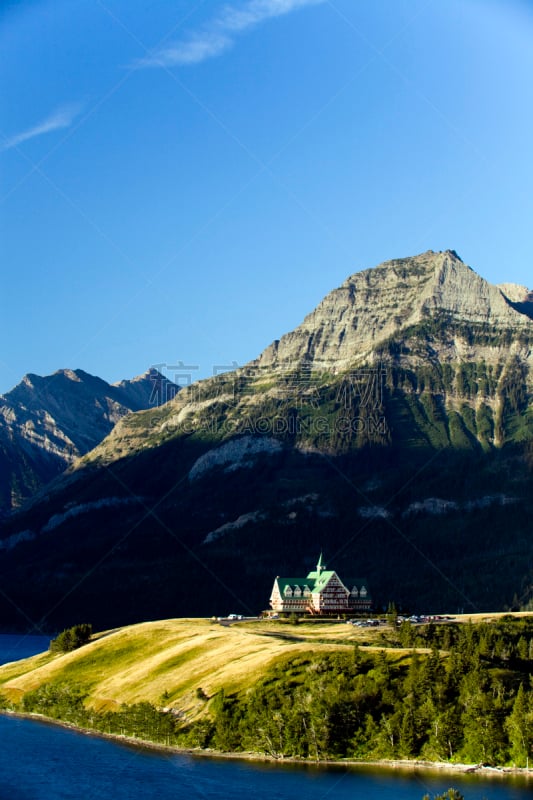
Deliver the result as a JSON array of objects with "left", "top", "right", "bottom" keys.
[{"left": 271, "top": 562, "right": 370, "bottom": 615}]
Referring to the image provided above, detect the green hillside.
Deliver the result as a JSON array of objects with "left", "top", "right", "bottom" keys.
[
  {"left": 2, "top": 614, "right": 533, "bottom": 767},
  {"left": 0, "top": 618, "right": 381, "bottom": 712}
]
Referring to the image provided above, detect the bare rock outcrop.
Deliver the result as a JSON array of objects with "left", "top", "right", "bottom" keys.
[{"left": 255, "top": 250, "right": 533, "bottom": 371}]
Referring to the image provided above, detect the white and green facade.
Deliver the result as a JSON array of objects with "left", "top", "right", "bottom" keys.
[{"left": 269, "top": 554, "right": 371, "bottom": 615}]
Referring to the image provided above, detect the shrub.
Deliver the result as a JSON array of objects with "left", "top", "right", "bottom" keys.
[{"left": 49, "top": 623, "right": 92, "bottom": 653}]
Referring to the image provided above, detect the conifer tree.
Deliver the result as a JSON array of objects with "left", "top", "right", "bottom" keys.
[{"left": 505, "top": 683, "right": 533, "bottom": 767}]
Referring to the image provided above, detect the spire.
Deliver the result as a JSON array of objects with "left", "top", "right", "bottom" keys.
[{"left": 317, "top": 552, "right": 326, "bottom": 574}]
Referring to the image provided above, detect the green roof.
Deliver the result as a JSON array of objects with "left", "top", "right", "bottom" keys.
[
  {"left": 274, "top": 572, "right": 370, "bottom": 597},
  {"left": 306, "top": 569, "right": 335, "bottom": 584},
  {"left": 274, "top": 578, "right": 313, "bottom": 592}
]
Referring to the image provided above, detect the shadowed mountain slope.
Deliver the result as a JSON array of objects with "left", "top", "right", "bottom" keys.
[
  {"left": 1, "top": 251, "right": 532, "bottom": 630},
  {"left": 0, "top": 368, "right": 166, "bottom": 515}
]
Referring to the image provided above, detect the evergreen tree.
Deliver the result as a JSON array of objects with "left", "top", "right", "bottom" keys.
[
  {"left": 49, "top": 623, "right": 92, "bottom": 653},
  {"left": 211, "top": 689, "right": 242, "bottom": 752},
  {"left": 460, "top": 683, "right": 506, "bottom": 765},
  {"left": 505, "top": 684, "right": 533, "bottom": 767}
]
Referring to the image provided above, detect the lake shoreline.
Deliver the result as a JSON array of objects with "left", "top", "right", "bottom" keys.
[{"left": 2, "top": 709, "right": 532, "bottom": 780}]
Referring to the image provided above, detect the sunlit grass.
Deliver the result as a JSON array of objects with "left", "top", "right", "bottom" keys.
[
  {"left": 0, "top": 618, "right": 369, "bottom": 715},
  {"left": 2, "top": 613, "right": 530, "bottom": 717}
]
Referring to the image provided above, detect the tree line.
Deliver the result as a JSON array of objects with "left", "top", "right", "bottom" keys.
[
  {"left": 205, "top": 617, "right": 533, "bottom": 765},
  {"left": 0, "top": 617, "right": 531, "bottom": 769}
]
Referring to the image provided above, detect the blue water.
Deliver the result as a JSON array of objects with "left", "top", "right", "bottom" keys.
[
  {"left": 0, "top": 633, "right": 50, "bottom": 665},
  {"left": 0, "top": 636, "right": 531, "bottom": 799},
  {"left": 0, "top": 715, "right": 530, "bottom": 800}
]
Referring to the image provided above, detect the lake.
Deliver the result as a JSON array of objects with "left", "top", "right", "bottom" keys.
[
  {"left": 0, "top": 633, "right": 51, "bottom": 665},
  {"left": 0, "top": 716, "right": 531, "bottom": 800},
  {"left": 0, "top": 635, "right": 531, "bottom": 799}
]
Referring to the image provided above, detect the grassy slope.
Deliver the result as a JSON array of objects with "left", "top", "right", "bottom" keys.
[
  {"left": 0, "top": 618, "right": 386, "bottom": 717},
  {"left": 2, "top": 613, "right": 531, "bottom": 721}
]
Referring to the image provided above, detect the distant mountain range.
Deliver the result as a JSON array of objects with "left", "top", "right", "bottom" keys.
[
  {"left": 0, "top": 368, "right": 166, "bottom": 515},
  {"left": 1, "top": 250, "right": 532, "bottom": 631}
]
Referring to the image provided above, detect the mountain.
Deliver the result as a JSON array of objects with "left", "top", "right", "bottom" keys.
[
  {"left": 0, "top": 368, "right": 166, "bottom": 515},
  {"left": 257, "top": 249, "right": 532, "bottom": 370},
  {"left": 1, "top": 250, "right": 532, "bottom": 631}
]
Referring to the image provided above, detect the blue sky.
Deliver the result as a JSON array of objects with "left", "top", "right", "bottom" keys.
[{"left": 1, "top": 0, "right": 532, "bottom": 394}]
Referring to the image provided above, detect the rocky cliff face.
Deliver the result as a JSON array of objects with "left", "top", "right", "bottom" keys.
[
  {"left": 256, "top": 250, "right": 533, "bottom": 370},
  {"left": 82, "top": 250, "right": 532, "bottom": 466},
  {"left": 0, "top": 368, "right": 165, "bottom": 513}
]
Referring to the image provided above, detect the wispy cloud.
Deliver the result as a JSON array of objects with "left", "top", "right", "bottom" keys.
[
  {"left": 146, "top": 32, "right": 232, "bottom": 67},
  {"left": 1, "top": 103, "right": 83, "bottom": 152},
  {"left": 135, "top": 0, "right": 326, "bottom": 68}
]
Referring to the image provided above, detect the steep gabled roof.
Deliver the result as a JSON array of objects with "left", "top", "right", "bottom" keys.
[
  {"left": 310, "top": 570, "right": 339, "bottom": 592},
  {"left": 272, "top": 555, "right": 371, "bottom": 600}
]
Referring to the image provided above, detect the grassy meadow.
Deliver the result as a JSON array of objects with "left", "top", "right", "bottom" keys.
[
  {"left": 2, "top": 612, "right": 533, "bottom": 767},
  {"left": 0, "top": 617, "right": 390, "bottom": 715},
  {"left": 1, "top": 612, "right": 528, "bottom": 715}
]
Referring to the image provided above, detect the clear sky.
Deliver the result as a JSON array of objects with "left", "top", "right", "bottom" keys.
[{"left": 1, "top": 0, "right": 532, "bottom": 394}]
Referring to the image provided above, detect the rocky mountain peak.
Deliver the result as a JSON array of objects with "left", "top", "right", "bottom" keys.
[
  {"left": 418, "top": 250, "right": 530, "bottom": 325},
  {"left": 498, "top": 283, "right": 533, "bottom": 320},
  {"left": 256, "top": 250, "right": 533, "bottom": 371},
  {"left": 55, "top": 368, "right": 82, "bottom": 382},
  {"left": 0, "top": 367, "right": 165, "bottom": 514},
  {"left": 498, "top": 283, "right": 531, "bottom": 303}
]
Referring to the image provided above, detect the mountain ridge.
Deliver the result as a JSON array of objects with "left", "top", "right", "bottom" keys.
[
  {"left": 257, "top": 250, "right": 533, "bottom": 372},
  {"left": 1, "top": 250, "right": 532, "bottom": 629},
  {"left": 75, "top": 249, "right": 532, "bottom": 468},
  {"left": 0, "top": 367, "right": 167, "bottom": 514}
]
